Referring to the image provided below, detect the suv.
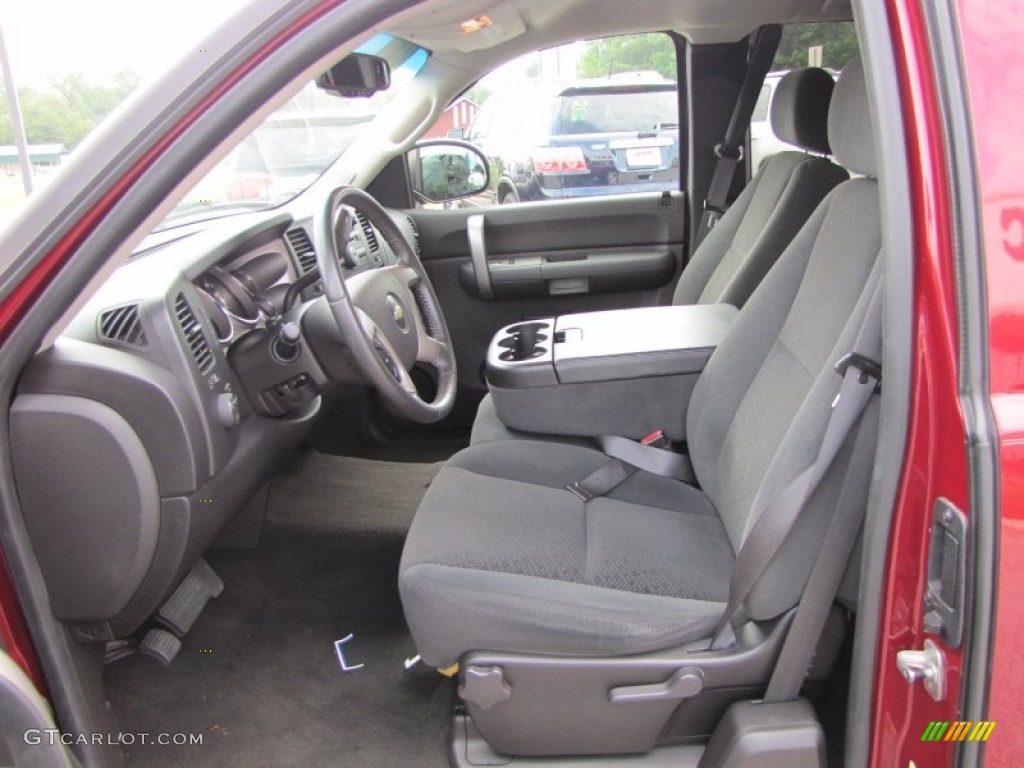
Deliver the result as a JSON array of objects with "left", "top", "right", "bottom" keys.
[{"left": 462, "top": 75, "right": 680, "bottom": 204}]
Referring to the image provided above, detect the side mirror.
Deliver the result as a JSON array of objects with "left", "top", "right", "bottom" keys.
[
  {"left": 407, "top": 140, "right": 490, "bottom": 204},
  {"left": 316, "top": 53, "right": 390, "bottom": 98}
]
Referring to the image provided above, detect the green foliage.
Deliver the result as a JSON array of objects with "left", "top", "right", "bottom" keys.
[
  {"left": 573, "top": 23, "right": 856, "bottom": 84},
  {"left": 773, "top": 22, "right": 859, "bottom": 72},
  {"left": 0, "top": 70, "right": 141, "bottom": 149},
  {"left": 577, "top": 34, "right": 677, "bottom": 81}
]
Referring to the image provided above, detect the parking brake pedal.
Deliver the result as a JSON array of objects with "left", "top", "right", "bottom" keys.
[
  {"left": 140, "top": 628, "right": 182, "bottom": 666},
  {"left": 155, "top": 558, "right": 224, "bottom": 636}
]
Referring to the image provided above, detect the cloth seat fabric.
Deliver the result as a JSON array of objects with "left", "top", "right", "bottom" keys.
[{"left": 400, "top": 57, "right": 881, "bottom": 668}]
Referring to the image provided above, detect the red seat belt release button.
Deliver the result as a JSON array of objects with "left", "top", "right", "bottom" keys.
[{"left": 640, "top": 430, "right": 669, "bottom": 449}]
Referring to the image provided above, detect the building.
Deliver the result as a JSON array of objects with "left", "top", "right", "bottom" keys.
[{"left": 0, "top": 144, "right": 67, "bottom": 172}]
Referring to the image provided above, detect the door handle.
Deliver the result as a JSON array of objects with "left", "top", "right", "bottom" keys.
[{"left": 896, "top": 639, "right": 946, "bottom": 702}]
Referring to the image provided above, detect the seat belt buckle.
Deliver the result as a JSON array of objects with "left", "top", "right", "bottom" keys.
[
  {"left": 834, "top": 352, "right": 882, "bottom": 391},
  {"left": 702, "top": 198, "right": 726, "bottom": 215},
  {"left": 566, "top": 482, "right": 594, "bottom": 502},
  {"left": 640, "top": 429, "right": 670, "bottom": 449}
]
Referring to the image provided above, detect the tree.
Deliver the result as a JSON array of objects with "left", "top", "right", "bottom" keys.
[
  {"left": 578, "top": 34, "right": 676, "bottom": 81},
  {"left": 0, "top": 71, "right": 141, "bottom": 149},
  {"left": 773, "top": 22, "right": 859, "bottom": 72}
]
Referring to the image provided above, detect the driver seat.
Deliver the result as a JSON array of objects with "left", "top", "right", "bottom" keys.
[{"left": 399, "top": 57, "right": 879, "bottom": 755}]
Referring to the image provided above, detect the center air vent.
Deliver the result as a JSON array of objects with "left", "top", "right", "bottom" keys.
[
  {"left": 98, "top": 303, "right": 147, "bottom": 347},
  {"left": 355, "top": 211, "right": 380, "bottom": 253},
  {"left": 285, "top": 227, "right": 318, "bottom": 275},
  {"left": 173, "top": 293, "right": 215, "bottom": 375}
]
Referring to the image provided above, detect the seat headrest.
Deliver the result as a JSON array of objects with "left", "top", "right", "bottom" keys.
[
  {"left": 769, "top": 68, "right": 836, "bottom": 155},
  {"left": 827, "top": 55, "right": 877, "bottom": 178}
]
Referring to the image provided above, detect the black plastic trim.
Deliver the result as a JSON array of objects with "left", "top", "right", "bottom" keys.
[{"left": 844, "top": 5, "right": 918, "bottom": 768}]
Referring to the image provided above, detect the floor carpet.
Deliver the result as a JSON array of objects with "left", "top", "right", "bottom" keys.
[{"left": 105, "top": 451, "right": 454, "bottom": 767}]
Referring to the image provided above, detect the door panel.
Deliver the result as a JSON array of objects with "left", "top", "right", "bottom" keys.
[{"left": 412, "top": 191, "right": 685, "bottom": 389}]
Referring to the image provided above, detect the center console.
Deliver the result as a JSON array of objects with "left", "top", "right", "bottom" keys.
[{"left": 485, "top": 304, "right": 737, "bottom": 440}]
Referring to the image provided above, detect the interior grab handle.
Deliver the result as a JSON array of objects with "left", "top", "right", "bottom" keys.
[{"left": 466, "top": 214, "right": 493, "bottom": 300}]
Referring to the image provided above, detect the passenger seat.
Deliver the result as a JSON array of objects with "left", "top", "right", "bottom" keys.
[
  {"left": 471, "top": 67, "right": 847, "bottom": 446},
  {"left": 400, "top": 54, "right": 880, "bottom": 689}
]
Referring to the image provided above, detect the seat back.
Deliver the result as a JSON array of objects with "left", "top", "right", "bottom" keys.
[
  {"left": 687, "top": 56, "right": 881, "bottom": 620},
  {"left": 673, "top": 67, "right": 848, "bottom": 309}
]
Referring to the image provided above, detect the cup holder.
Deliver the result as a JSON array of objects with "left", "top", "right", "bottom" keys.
[{"left": 498, "top": 322, "right": 549, "bottom": 362}]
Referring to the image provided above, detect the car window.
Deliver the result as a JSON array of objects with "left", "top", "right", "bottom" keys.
[
  {"left": 749, "top": 21, "right": 856, "bottom": 172},
  {"left": 559, "top": 87, "right": 677, "bottom": 134},
  {"left": 158, "top": 34, "right": 430, "bottom": 230},
  {"left": 751, "top": 84, "right": 771, "bottom": 123},
  {"left": 421, "top": 33, "right": 681, "bottom": 207}
]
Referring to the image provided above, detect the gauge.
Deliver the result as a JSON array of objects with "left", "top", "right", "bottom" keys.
[
  {"left": 232, "top": 251, "right": 290, "bottom": 292},
  {"left": 194, "top": 287, "right": 232, "bottom": 342},
  {"left": 198, "top": 266, "right": 260, "bottom": 322}
]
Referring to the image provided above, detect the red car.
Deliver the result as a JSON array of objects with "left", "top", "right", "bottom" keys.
[{"left": 0, "top": 1, "right": 1019, "bottom": 767}]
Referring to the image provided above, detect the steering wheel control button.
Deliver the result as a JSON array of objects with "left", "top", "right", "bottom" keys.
[
  {"left": 216, "top": 392, "right": 240, "bottom": 427},
  {"left": 386, "top": 294, "right": 410, "bottom": 333},
  {"left": 259, "top": 373, "right": 317, "bottom": 415},
  {"left": 374, "top": 344, "right": 402, "bottom": 381}
]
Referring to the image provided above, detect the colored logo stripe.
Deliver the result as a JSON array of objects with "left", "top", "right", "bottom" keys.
[{"left": 921, "top": 721, "right": 995, "bottom": 742}]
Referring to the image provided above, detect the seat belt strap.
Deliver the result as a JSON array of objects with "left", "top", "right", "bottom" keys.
[
  {"left": 567, "top": 435, "right": 695, "bottom": 502},
  {"left": 710, "top": 277, "right": 883, "bottom": 649},
  {"left": 763, "top": 408, "right": 878, "bottom": 702},
  {"left": 694, "top": 24, "right": 781, "bottom": 248}
]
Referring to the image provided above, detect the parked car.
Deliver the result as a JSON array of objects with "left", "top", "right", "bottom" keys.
[{"left": 460, "top": 75, "right": 680, "bottom": 204}]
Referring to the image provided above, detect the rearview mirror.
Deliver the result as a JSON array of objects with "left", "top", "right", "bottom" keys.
[
  {"left": 316, "top": 53, "right": 391, "bottom": 98},
  {"left": 407, "top": 141, "right": 490, "bottom": 204}
]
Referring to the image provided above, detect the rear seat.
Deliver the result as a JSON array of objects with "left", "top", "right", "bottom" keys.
[{"left": 471, "top": 67, "right": 847, "bottom": 446}]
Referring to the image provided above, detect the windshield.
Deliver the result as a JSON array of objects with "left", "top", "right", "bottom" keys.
[{"left": 156, "top": 34, "right": 429, "bottom": 231}]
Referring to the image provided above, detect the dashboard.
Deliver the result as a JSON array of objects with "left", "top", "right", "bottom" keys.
[{"left": 9, "top": 203, "right": 418, "bottom": 642}]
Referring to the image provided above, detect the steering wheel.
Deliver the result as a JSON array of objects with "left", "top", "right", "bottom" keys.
[{"left": 317, "top": 187, "right": 457, "bottom": 422}]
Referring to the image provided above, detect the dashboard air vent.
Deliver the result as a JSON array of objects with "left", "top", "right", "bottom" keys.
[
  {"left": 98, "top": 304, "right": 147, "bottom": 347},
  {"left": 406, "top": 216, "right": 421, "bottom": 257},
  {"left": 173, "top": 293, "right": 215, "bottom": 375},
  {"left": 355, "top": 211, "right": 380, "bottom": 253},
  {"left": 285, "top": 227, "right": 318, "bottom": 274}
]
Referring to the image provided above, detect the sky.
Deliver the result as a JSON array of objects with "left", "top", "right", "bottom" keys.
[{"left": 0, "top": 0, "right": 253, "bottom": 89}]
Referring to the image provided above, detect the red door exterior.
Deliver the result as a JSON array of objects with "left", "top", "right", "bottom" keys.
[
  {"left": 871, "top": 0, "right": 1024, "bottom": 765},
  {"left": 956, "top": 1, "right": 1024, "bottom": 766}
]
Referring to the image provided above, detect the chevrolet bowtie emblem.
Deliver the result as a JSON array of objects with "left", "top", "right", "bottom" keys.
[{"left": 386, "top": 294, "right": 408, "bottom": 332}]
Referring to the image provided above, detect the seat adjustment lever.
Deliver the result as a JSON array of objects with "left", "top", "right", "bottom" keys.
[{"left": 608, "top": 666, "right": 704, "bottom": 705}]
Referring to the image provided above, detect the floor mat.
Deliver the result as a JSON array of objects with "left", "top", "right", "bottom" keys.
[{"left": 105, "top": 452, "right": 453, "bottom": 767}]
